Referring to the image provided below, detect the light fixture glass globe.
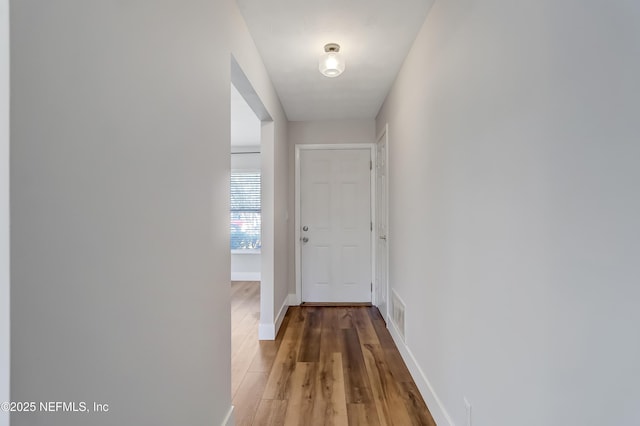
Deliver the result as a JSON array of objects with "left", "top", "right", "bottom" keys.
[{"left": 319, "top": 51, "right": 345, "bottom": 78}]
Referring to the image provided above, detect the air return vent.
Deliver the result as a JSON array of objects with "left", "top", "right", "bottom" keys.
[{"left": 391, "top": 290, "right": 406, "bottom": 342}]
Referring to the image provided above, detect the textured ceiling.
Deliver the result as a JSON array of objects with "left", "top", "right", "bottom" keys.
[{"left": 237, "top": 0, "right": 434, "bottom": 121}]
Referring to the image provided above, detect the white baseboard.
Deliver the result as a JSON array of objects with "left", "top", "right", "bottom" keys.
[
  {"left": 388, "top": 320, "right": 454, "bottom": 426},
  {"left": 231, "top": 272, "right": 261, "bottom": 281},
  {"left": 221, "top": 405, "right": 234, "bottom": 426},
  {"left": 257, "top": 322, "right": 273, "bottom": 340},
  {"left": 274, "top": 296, "right": 288, "bottom": 336},
  {"left": 258, "top": 296, "right": 289, "bottom": 340},
  {"left": 288, "top": 293, "right": 299, "bottom": 306}
]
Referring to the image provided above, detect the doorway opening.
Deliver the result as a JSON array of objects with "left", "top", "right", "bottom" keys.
[{"left": 230, "top": 80, "right": 262, "bottom": 398}]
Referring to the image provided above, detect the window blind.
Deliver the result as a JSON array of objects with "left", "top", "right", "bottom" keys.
[{"left": 230, "top": 171, "right": 261, "bottom": 250}]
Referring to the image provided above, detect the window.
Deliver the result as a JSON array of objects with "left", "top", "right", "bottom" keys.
[{"left": 230, "top": 171, "right": 261, "bottom": 250}]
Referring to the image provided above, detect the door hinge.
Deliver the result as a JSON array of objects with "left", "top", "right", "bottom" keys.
[
  {"left": 370, "top": 160, "right": 373, "bottom": 170},
  {"left": 371, "top": 222, "right": 373, "bottom": 231},
  {"left": 371, "top": 282, "right": 373, "bottom": 291}
]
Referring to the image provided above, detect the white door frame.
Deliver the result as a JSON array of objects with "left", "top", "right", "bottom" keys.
[
  {"left": 231, "top": 56, "right": 278, "bottom": 340},
  {"left": 294, "top": 144, "right": 376, "bottom": 305},
  {"left": 375, "top": 124, "right": 389, "bottom": 322}
]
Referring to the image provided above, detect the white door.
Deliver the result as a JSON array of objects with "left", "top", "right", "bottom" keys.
[
  {"left": 375, "top": 131, "right": 389, "bottom": 320},
  {"left": 300, "top": 148, "right": 372, "bottom": 303}
]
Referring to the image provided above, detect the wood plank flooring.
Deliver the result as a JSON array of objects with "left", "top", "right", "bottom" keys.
[{"left": 231, "top": 281, "right": 436, "bottom": 426}]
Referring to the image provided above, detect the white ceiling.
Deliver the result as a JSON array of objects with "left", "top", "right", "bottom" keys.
[
  {"left": 236, "top": 0, "right": 434, "bottom": 122},
  {"left": 231, "top": 83, "right": 261, "bottom": 149}
]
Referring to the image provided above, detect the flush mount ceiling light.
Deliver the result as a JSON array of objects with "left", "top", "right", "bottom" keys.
[{"left": 319, "top": 43, "right": 345, "bottom": 78}]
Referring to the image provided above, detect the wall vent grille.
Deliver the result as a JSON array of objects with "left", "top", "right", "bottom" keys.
[{"left": 391, "top": 289, "right": 406, "bottom": 342}]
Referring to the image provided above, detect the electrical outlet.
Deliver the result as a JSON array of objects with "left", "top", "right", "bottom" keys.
[{"left": 464, "top": 397, "right": 472, "bottom": 426}]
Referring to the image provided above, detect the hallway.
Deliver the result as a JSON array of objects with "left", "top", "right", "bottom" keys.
[
  {"left": 7, "top": 1, "right": 640, "bottom": 425},
  {"left": 231, "top": 282, "right": 435, "bottom": 425}
]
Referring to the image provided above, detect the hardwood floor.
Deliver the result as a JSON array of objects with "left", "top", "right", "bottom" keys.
[{"left": 231, "top": 281, "right": 436, "bottom": 426}]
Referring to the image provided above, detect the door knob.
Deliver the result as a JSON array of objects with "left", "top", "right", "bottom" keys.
[{"left": 302, "top": 237, "right": 309, "bottom": 243}]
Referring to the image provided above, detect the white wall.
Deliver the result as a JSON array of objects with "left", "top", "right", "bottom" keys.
[
  {"left": 231, "top": 150, "right": 260, "bottom": 169},
  {"left": 288, "top": 119, "right": 375, "bottom": 146},
  {"left": 376, "top": 1, "right": 640, "bottom": 425},
  {"left": 231, "top": 254, "right": 261, "bottom": 282},
  {"left": 231, "top": 4, "right": 289, "bottom": 339},
  {"left": 0, "top": 0, "right": 9, "bottom": 424},
  {"left": 287, "top": 119, "right": 375, "bottom": 295},
  {"left": 10, "top": 1, "right": 233, "bottom": 425}
]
